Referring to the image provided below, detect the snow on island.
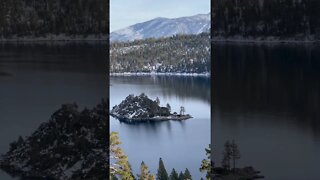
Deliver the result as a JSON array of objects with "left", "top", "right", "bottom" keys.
[
  {"left": 110, "top": 93, "right": 192, "bottom": 122},
  {"left": 0, "top": 100, "right": 108, "bottom": 179}
]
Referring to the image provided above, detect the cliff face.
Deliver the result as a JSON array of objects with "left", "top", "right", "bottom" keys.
[
  {"left": 213, "top": 0, "right": 320, "bottom": 40},
  {"left": 0, "top": 101, "right": 108, "bottom": 179},
  {"left": 0, "top": 0, "right": 108, "bottom": 38}
]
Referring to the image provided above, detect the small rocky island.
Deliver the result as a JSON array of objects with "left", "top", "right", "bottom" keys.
[
  {"left": 0, "top": 100, "right": 108, "bottom": 180},
  {"left": 110, "top": 93, "right": 192, "bottom": 122},
  {"left": 213, "top": 167, "right": 264, "bottom": 179}
]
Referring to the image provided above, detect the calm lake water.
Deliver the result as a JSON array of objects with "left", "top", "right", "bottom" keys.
[
  {"left": 110, "top": 76, "right": 211, "bottom": 179},
  {"left": 4, "top": 42, "right": 318, "bottom": 179},
  {"left": 213, "top": 43, "right": 320, "bottom": 179},
  {"left": 0, "top": 42, "right": 107, "bottom": 179}
]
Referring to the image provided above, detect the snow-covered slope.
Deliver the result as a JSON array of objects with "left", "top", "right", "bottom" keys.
[{"left": 110, "top": 13, "right": 210, "bottom": 42}]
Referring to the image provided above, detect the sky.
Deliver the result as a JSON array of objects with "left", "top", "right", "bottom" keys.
[{"left": 110, "top": 0, "right": 210, "bottom": 32}]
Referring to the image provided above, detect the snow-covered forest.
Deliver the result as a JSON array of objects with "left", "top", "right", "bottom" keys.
[
  {"left": 110, "top": 33, "right": 210, "bottom": 74},
  {"left": 213, "top": 0, "right": 320, "bottom": 40},
  {"left": 0, "top": 0, "right": 108, "bottom": 38}
]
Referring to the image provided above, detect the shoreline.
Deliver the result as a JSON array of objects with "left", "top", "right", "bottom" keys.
[
  {"left": 110, "top": 113, "right": 192, "bottom": 123},
  {"left": 212, "top": 36, "right": 320, "bottom": 44},
  {"left": 4, "top": 35, "right": 320, "bottom": 44},
  {"left": 110, "top": 72, "right": 211, "bottom": 77},
  {"left": 0, "top": 34, "right": 108, "bottom": 42}
]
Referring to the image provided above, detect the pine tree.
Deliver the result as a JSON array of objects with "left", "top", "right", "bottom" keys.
[
  {"left": 156, "top": 158, "right": 169, "bottom": 180},
  {"left": 230, "top": 140, "right": 240, "bottom": 171},
  {"left": 155, "top": 97, "right": 160, "bottom": 105},
  {"left": 183, "top": 168, "right": 192, "bottom": 180},
  {"left": 139, "top": 161, "right": 155, "bottom": 180},
  {"left": 178, "top": 172, "right": 184, "bottom": 180},
  {"left": 166, "top": 103, "right": 171, "bottom": 113},
  {"left": 149, "top": 175, "right": 155, "bottom": 180},
  {"left": 180, "top": 106, "right": 185, "bottom": 115},
  {"left": 110, "top": 132, "right": 134, "bottom": 180},
  {"left": 200, "top": 144, "right": 211, "bottom": 180},
  {"left": 169, "top": 168, "right": 179, "bottom": 180},
  {"left": 221, "top": 140, "right": 231, "bottom": 170},
  {"left": 129, "top": 163, "right": 136, "bottom": 180}
]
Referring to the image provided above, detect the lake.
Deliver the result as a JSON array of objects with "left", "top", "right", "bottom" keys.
[
  {"left": 110, "top": 75, "right": 211, "bottom": 179},
  {"left": 213, "top": 43, "right": 320, "bottom": 179},
  {"left": 0, "top": 42, "right": 108, "bottom": 179},
  {"left": 4, "top": 41, "right": 317, "bottom": 179}
]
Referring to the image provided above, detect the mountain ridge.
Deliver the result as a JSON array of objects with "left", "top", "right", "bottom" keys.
[{"left": 110, "top": 13, "right": 210, "bottom": 42}]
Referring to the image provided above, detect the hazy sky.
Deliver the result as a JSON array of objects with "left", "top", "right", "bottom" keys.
[{"left": 110, "top": 0, "right": 210, "bottom": 32}]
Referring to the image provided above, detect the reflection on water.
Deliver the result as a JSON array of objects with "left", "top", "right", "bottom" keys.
[
  {"left": 111, "top": 75, "right": 210, "bottom": 104},
  {"left": 0, "top": 42, "right": 107, "bottom": 180},
  {"left": 213, "top": 43, "right": 320, "bottom": 179},
  {"left": 114, "top": 120, "right": 188, "bottom": 140},
  {"left": 110, "top": 76, "right": 210, "bottom": 179},
  {"left": 0, "top": 42, "right": 107, "bottom": 73}
]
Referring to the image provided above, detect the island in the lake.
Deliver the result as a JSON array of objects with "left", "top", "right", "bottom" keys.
[
  {"left": 0, "top": 100, "right": 108, "bottom": 180},
  {"left": 110, "top": 93, "right": 192, "bottom": 122}
]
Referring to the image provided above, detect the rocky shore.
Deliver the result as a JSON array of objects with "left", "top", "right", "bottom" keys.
[{"left": 110, "top": 113, "right": 192, "bottom": 123}]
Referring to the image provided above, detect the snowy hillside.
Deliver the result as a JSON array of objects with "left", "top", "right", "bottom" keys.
[
  {"left": 110, "top": 33, "right": 210, "bottom": 74},
  {"left": 110, "top": 13, "right": 210, "bottom": 42}
]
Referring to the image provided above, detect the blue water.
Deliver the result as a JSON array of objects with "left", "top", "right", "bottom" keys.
[{"left": 110, "top": 76, "right": 211, "bottom": 179}]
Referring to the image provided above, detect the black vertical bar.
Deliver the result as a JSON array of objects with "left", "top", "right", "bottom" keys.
[{"left": 210, "top": 0, "right": 215, "bottom": 179}]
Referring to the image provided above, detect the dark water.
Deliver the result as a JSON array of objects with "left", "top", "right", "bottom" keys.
[
  {"left": 213, "top": 43, "right": 320, "bottom": 179},
  {"left": 110, "top": 76, "right": 210, "bottom": 179},
  {"left": 0, "top": 42, "right": 107, "bottom": 179}
]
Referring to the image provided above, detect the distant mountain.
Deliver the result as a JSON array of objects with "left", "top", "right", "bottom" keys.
[{"left": 110, "top": 13, "right": 210, "bottom": 42}]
